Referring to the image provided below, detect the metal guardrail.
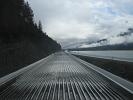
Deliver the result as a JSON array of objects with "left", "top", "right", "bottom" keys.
[{"left": 0, "top": 53, "right": 54, "bottom": 87}]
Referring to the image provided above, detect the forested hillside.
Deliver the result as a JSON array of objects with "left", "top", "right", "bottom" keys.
[{"left": 0, "top": 0, "right": 61, "bottom": 77}]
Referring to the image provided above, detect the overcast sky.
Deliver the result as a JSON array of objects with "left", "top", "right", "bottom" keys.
[{"left": 26, "top": 0, "right": 133, "bottom": 45}]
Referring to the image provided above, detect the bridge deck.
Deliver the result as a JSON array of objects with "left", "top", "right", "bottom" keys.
[{"left": 0, "top": 52, "right": 132, "bottom": 100}]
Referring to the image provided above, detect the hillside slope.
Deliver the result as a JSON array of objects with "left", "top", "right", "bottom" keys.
[{"left": 0, "top": 0, "right": 61, "bottom": 77}]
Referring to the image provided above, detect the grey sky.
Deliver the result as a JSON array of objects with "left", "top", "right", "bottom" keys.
[{"left": 26, "top": 0, "right": 133, "bottom": 45}]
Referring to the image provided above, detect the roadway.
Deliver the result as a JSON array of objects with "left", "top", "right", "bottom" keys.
[{"left": 0, "top": 52, "right": 132, "bottom": 100}]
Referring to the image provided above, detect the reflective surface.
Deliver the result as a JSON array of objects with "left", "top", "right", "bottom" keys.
[{"left": 71, "top": 50, "right": 133, "bottom": 62}]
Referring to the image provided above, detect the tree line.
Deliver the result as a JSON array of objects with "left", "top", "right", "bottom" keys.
[
  {"left": 0, "top": 0, "right": 61, "bottom": 51},
  {"left": 0, "top": 0, "right": 61, "bottom": 77}
]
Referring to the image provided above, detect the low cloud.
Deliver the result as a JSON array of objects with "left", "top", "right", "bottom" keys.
[{"left": 80, "top": 32, "right": 133, "bottom": 48}]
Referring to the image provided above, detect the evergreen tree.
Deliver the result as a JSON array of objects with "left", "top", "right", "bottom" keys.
[
  {"left": 0, "top": 0, "right": 61, "bottom": 50},
  {"left": 38, "top": 21, "right": 42, "bottom": 31}
]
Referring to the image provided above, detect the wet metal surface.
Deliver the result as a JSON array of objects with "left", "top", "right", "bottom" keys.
[{"left": 0, "top": 52, "right": 131, "bottom": 100}]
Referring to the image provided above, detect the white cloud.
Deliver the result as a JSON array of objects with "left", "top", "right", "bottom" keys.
[{"left": 26, "top": 0, "right": 133, "bottom": 46}]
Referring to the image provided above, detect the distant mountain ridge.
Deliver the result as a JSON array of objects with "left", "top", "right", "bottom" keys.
[
  {"left": 69, "top": 43, "right": 133, "bottom": 51},
  {"left": 67, "top": 28, "right": 133, "bottom": 50}
]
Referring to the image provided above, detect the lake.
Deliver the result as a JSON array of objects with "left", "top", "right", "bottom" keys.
[{"left": 70, "top": 50, "right": 133, "bottom": 62}]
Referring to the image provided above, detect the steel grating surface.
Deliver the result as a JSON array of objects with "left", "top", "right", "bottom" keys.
[{"left": 0, "top": 52, "right": 130, "bottom": 100}]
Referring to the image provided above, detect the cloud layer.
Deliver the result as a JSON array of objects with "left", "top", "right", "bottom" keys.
[{"left": 26, "top": 0, "right": 133, "bottom": 45}]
